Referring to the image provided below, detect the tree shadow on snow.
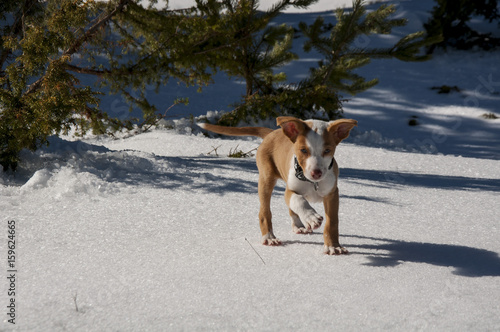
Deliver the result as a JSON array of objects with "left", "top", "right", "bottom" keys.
[
  {"left": 342, "top": 168, "right": 500, "bottom": 192},
  {"left": 7, "top": 136, "right": 273, "bottom": 195},
  {"left": 344, "top": 234, "right": 500, "bottom": 277},
  {"left": 341, "top": 59, "right": 500, "bottom": 161},
  {"left": 9, "top": 136, "right": 497, "bottom": 196}
]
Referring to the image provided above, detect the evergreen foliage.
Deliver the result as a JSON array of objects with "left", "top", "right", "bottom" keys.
[
  {"left": 218, "top": 0, "right": 439, "bottom": 126},
  {"left": 213, "top": 0, "right": 318, "bottom": 125},
  {"left": 0, "top": 0, "right": 238, "bottom": 171},
  {"left": 216, "top": 0, "right": 315, "bottom": 97},
  {"left": 0, "top": 0, "right": 439, "bottom": 171},
  {"left": 1, "top": 0, "right": 113, "bottom": 171},
  {"left": 300, "top": 0, "right": 438, "bottom": 99},
  {"left": 424, "top": 0, "right": 500, "bottom": 52}
]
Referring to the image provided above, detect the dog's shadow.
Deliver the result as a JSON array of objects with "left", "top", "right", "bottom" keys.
[
  {"left": 342, "top": 234, "right": 500, "bottom": 277},
  {"left": 286, "top": 234, "right": 500, "bottom": 277}
]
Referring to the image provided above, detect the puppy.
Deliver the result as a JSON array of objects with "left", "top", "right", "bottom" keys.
[{"left": 199, "top": 117, "right": 357, "bottom": 255}]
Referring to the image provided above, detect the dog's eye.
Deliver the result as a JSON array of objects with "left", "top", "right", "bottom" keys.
[
  {"left": 324, "top": 148, "right": 331, "bottom": 154},
  {"left": 300, "top": 148, "right": 308, "bottom": 154}
]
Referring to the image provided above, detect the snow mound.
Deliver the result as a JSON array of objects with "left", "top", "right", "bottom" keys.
[
  {"left": 21, "top": 169, "right": 52, "bottom": 190},
  {"left": 21, "top": 166, "right": 110, "bottom": 198},
  {"left": 14, "top": 137, "right": 168, "bottom": 198}
]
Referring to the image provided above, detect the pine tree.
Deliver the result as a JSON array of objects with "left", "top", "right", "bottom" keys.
[
  {"left": 424, "top": 0, "right": 500, "bottom": 52},
  {"left": 0, "top": 0, "right": 440, "bottom": 170},
  {"left": 210, "top": 0, "right": 317, "bottom": 125},
  {"left": 216, "top": 0, "right": 316, "bottom": 97},
  {"left": 300, "top": 0, "right": 440, "bottom": 97},
  {"left": 1, "top": 0, "right": 112, "bottom": 171},
  {"left": 0, "top": 0, "right": 240, "bottom": 171},
  {"left": 217, "top": 0, "right": 440, "bottom": 126}
]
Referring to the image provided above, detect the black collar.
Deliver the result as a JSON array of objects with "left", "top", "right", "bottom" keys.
[{"left": 294, "top": 156, "right": 334, "bottom": 190}]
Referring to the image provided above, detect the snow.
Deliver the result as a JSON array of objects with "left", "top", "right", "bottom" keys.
[
  {"left": 160, "top": 0, "right": 360, "bottom": 12},
  {"left": 2, "top": 0, "right": 500, "bottom": 331}
]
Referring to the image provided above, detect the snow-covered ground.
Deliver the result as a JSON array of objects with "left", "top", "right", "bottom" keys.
[{"left": 2, "top": 0, "right": 500, "bottom": 331}]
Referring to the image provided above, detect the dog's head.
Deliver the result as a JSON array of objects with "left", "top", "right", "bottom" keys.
[{"left": 277, "top": 116, "right": 357, "bottom": 182}]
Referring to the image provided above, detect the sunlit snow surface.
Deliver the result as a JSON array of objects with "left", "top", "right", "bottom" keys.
[{"left": 1, "top": 0, "right": 500, "bottom": 330}]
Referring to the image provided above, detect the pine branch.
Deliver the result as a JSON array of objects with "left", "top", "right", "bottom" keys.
[
  {"left": 290, "top": 0, "right": 318, "bottom": 9},
  {"left": 64, "top": 64, "right": 110, "bottom": 76},
  {"left": 330, "top": 0, "right": 365, "bottom": 57},
  {"left": 0, "top": 0, "right": 41, "bottom": 76},
  {"left": 63, "top": 0, "right": 130, "bottom": 56},
  {"left": 25, "top": 0, "right": 130, "bottom": 95},
  {"left": 301, "top": 18, "right": 332, "bottom": 55},
  {"left": 301, "top": 0, "right": 436, "bottom": 93}
]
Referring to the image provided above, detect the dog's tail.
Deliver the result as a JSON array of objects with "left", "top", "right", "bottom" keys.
[{"left": 198, "top": 123, "right": 273, "bottom": 139}]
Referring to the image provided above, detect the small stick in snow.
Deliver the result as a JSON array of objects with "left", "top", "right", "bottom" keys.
[
  {"left": 73, "top": 292, "right": 79, "bottom": 312},
  {"left": 207, "top": 145, "right": 221, "bottom": 156},
  {"left": 245, "top": 238, "right": 266, "bottom": 265}
]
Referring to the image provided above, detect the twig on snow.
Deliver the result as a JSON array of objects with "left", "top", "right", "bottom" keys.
[{"left": 245, "top": 237, "right": 266, "bottom": 265}]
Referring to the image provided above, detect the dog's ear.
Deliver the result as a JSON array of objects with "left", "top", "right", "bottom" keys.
[
  {"left": 328, "top": 119, "right": 358, "bottom": 144},
  {"left": 277, "top": 117, "right": 306, "bottom": 142}
]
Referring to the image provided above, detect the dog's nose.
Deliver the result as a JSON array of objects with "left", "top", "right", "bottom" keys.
[{"left": 311, "top": 169, "right": 323, "bottom": 180}]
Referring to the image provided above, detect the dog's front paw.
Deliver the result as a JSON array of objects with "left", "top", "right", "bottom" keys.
[
  {"left": 324, "top": 245, "right": 349, "bottom": 255},
  {"left": 303, "top": 212, "right": 323, "bottom": 231},
  {"left": 292, "top": 224, "right": 313, "bottom": 234},
  {"left": 261, "top": 233, "right": 282, "bottom": 246}
]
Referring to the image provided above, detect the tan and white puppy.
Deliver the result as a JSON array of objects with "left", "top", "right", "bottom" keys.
[{"left": 199, "top": 116, "right": 357, "bottom": 255}]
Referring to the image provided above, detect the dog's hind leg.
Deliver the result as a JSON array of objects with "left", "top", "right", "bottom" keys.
[{"left": 258, "top": 175, "right": 281, "bottom": 245}]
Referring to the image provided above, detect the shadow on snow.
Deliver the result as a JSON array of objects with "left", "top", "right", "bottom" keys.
[
  {"left": 344, "top": 234, "right": 500, "bottom": 278},
  {"left": 7, "top": 136, "right": 268, "bottom": 195},
  {"left": 6, "top": 136, "right": 497, "bottom": 195},
  {"left": 342, "top": 168, "right": 500, "bottom": 192}
]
